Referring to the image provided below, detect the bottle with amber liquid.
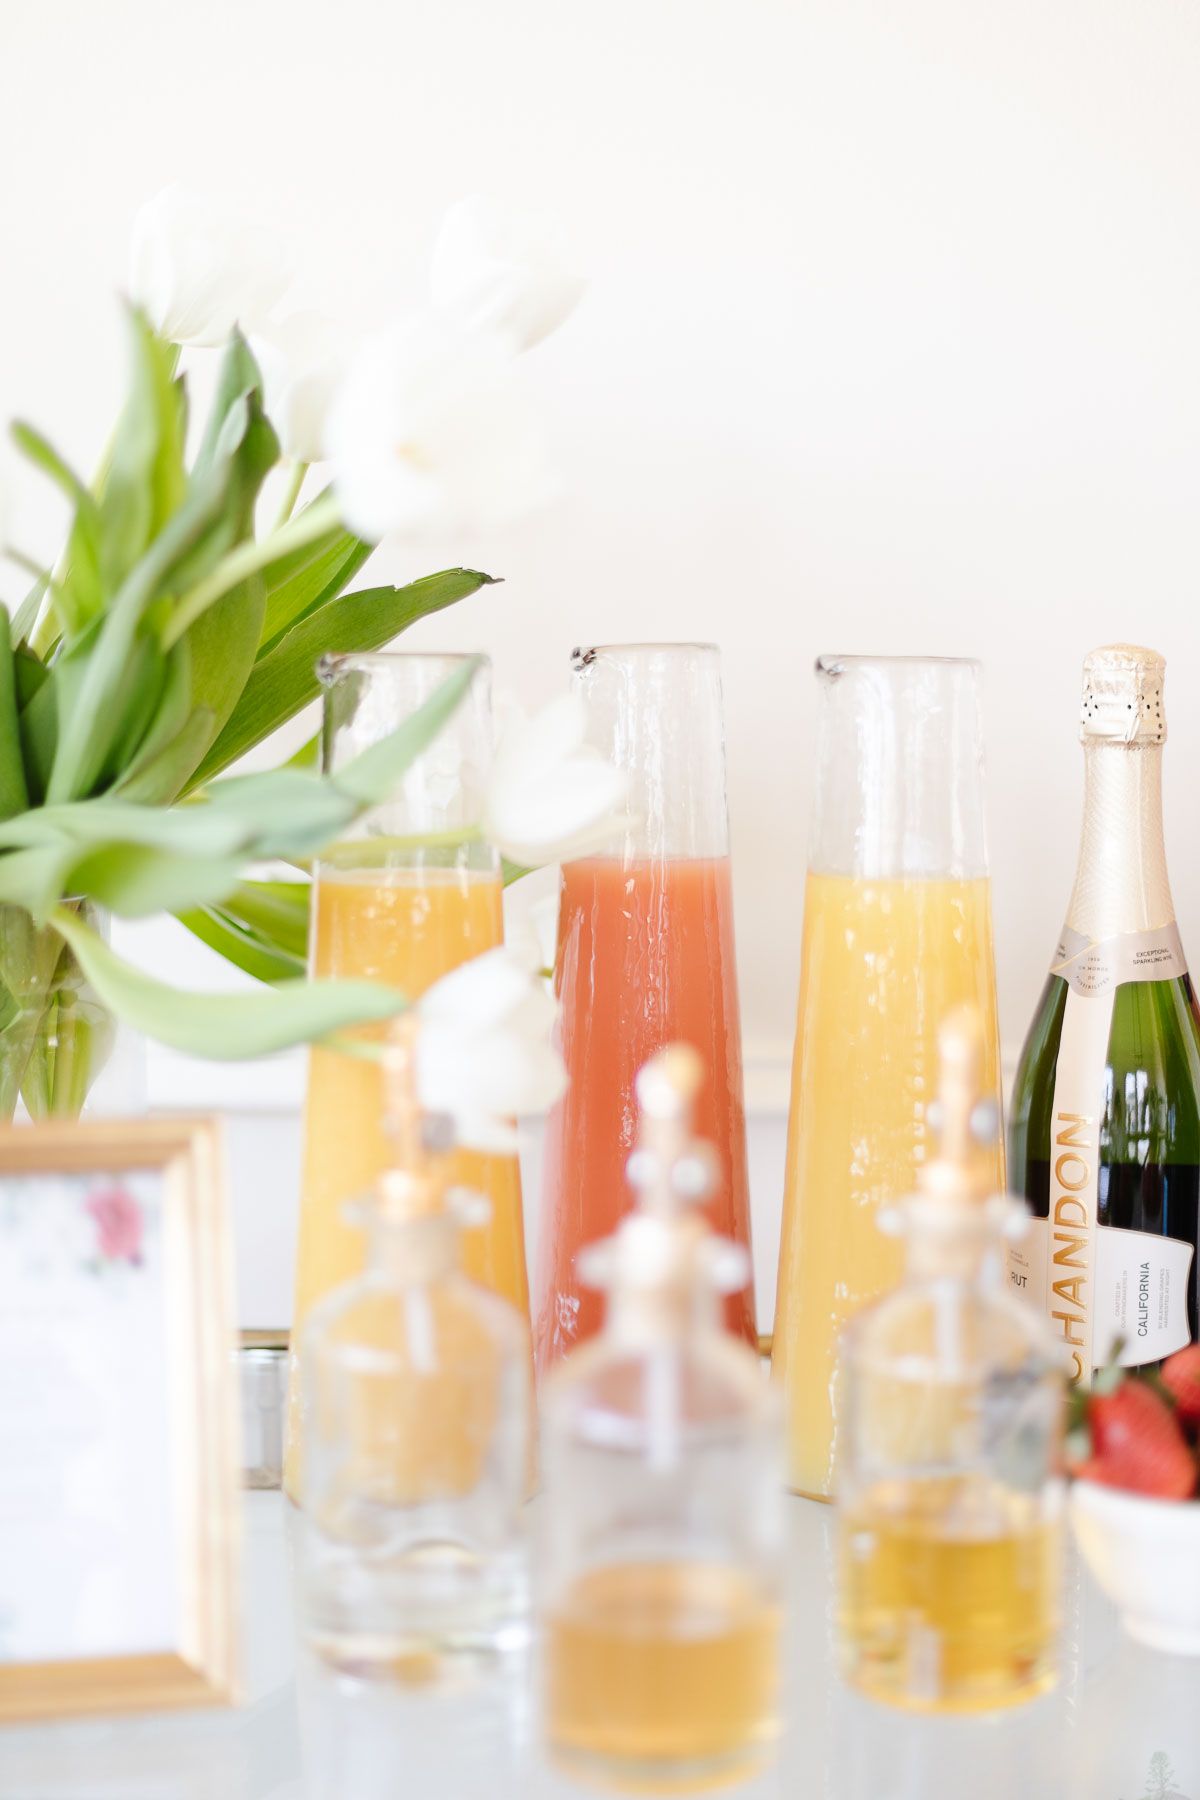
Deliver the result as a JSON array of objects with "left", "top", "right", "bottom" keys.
[
  {"left": 298, "top": 1018, "right": 530, "bottom": 1676},
  {"left": 837, "top": 1009, "right": 1065, "bottom": 1713},
  {"left": 540, "top": 1045, "right": 783, "bottom": 1791}
]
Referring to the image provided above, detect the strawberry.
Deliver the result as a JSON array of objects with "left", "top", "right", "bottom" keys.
[
  {"left": 1072, "top": 1377, "right": 1197, "bottom": 1500},
  {"left": 1160, "top": 1344, "right": 1200, "bottom": 1429}
]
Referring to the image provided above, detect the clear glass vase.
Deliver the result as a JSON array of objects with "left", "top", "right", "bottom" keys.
[
  {"left": 534, "top": 643, "right": 755, "bottom": 1369},
  {"left": 285, "top": 652, "right": 528, "bottom": 1502},
  {"left": 0, "top": 898, "right": 115, "bottom": 1121},
  {"left": 772, "top": 656, "right": 1004, "bottom": 1498}
]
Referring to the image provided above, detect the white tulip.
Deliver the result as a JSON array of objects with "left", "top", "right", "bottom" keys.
[
  {"left": 481, "top": 694, "right": 627, "bottom": 868},
  {"left": 129, "top": 183, "right": 292, "bottom": 348},
  {"left": 325, "top": 313, "right": 552, "bottom": 542},
  {"left": 430, "top": 194, "right": 584, "bottom": 352},
  {"left": 416, "top": 941, "right": 566, "bottom": 1152},
  {"left": 250, "top": 312, "right": 352, "bottom": 463}
]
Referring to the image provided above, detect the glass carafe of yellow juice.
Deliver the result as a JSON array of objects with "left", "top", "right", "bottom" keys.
[
  {"left": 285, "top": 653, "right": 527, "bottom": 1501},
  {"left": 772, "top": 656, "right": 1004, "bottom": 1498},
  {"left": 541, "top": 1046, "right": 784, "bottom": 1792},
  {"left": 836, "top": 1009, "right": 1065, "bottom": 1711}
]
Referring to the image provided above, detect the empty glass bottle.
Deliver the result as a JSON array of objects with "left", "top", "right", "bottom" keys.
[
  {"left": 837, "top": 1008, "right": 1065, "bottom": 1713},
  {"left": 298, "top": 1019, "right": 531, "bottom": 1677},
  {"left": 541, "top": 1045, "right": 784, "bottom": 1791}
]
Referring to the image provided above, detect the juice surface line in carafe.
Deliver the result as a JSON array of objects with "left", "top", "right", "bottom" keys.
[
  {"left": 772, "top": 655, "right": 1004, "bottom": 1499},
  {"left": 541, "top": 1044, "right": 785, "bottom": 1789},
  {"left": 285, "top": 654, "right": 528, "bottom": 1503},
  {"left": 535, "top": 644, "right": 755, "bottom": 1370}
]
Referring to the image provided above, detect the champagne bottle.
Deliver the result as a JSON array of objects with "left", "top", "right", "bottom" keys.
[{"left": 1009, "top": 644, "right": 1200, "bottom": 1380}]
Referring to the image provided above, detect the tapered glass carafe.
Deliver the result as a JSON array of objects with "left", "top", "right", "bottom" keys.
[
  {"left": 534, "top": 644, "right": 755, "bottom": 1369},
  {"left": 285, "top": 653, "right": 527, "bottom": 1500},
  {"left": 772, "top": 655, "right": 1003, "bottom": 1498}
]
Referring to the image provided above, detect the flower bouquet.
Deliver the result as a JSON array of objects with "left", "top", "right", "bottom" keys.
[{"left": 0, "top": 189, "right": 587, "bottom": 1120}]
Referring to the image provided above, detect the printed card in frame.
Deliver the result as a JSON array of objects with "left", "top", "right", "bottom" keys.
[{"left": 0, "top": 1117, "right": 239, "bottom": 1722}]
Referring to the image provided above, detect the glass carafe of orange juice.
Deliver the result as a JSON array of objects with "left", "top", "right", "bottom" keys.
[
  {"left": 534, "top": 644, "right": 755, "bottom": 1369},
  {"left": 772, "top": 655, "right": 1003, "bottom": 1499},
  {"left": 285, "top": 652, "right": 526, "bottom": 1501}
]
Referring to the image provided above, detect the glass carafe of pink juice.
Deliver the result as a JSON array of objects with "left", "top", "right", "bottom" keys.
[{"left": 534, "top": 643, "right": 755, "bottom": 1368}]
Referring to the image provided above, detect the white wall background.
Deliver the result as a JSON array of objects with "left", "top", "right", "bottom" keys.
[{"left": 4, "top": 0, "right": 1200, "bottom": 1324}]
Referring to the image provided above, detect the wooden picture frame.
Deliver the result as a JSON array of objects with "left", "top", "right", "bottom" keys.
[{"left": 0, "top": 1117, "right": 239, "bottom": 1723}]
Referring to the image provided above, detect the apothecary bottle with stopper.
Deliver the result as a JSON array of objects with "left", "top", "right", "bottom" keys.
[
  {"left": 837, "top": 1008, "right": 1065, "bottom": 1713},
  {"left": 298, "top": 1019, "right": 531, "bottom": 1675},
  {"left": 540, "top": 1045, "right": 783, "bottom": 1790}
]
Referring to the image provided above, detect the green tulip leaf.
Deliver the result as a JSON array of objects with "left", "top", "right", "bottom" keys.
[
  {"left": 0, "top": 611, "right": 30, "bottom": 823},
  {"left": 53, "top": 906, "right": 407, "bottom": 1060},
  {"left": 175, "top": 902, "right": 306, "bottom": 984},
  {"left": 45, "top": 464, "right": 230, "bottom": 803},
  {"left": 0, "top": 844, "right": 80, "bottom": 922},
  {"left": 102, "top": 310, "right": 188, "bottom": 592},
  {"left": 192, "top": 333, "right": 266, "bottom": 477},
  {"left": 210, "top": 879, "right": 310, "bottom": 961},
  {"left": 10, "top": 574, "right": 48, "bottom": 649},
  {"left": 189, "top": 570, "right": 498, "bottom": 788},
  {"left": 9, "top": 422, "right": 102, "bottom": 633},
  {"left": 63, "top": 843, "right": 244, "bottom": 918},
  {"left": 113, "top": 709, "right": 216, "bottom": 806},
  {"left": 201, "top": 767, "right": 358, "bottom": 857},
  {"left": 259, "top": 525, "right": 374, "bottom": 651},
  {"left": 0, "top": 797, "right": 256, "bottom": 858},
  {"left": 117, "top": 636, "right": 191, "bottom": 778},
  {"left": 47, "top": 331, "right": 278, "bottom": 806}
]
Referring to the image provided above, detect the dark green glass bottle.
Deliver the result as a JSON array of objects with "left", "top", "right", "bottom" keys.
[{"left": 1008, "top": 646, "right": 1200, "bottom": 1381}]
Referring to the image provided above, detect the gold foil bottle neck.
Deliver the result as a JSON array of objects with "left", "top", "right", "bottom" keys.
[
  {"left": 918, "top": 1006, "right": 997, "bottom": 1206},
  {"left": 1080, "top": 643, "right": 1166, "bottom": 746}
]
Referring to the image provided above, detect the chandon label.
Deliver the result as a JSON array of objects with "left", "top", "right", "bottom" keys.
[
  {"left": 1011, "top": 1219, "right": 1193, "bottom": 1372},
  {"left": 1011, "top": 920, "right": 1194, "bottom": 1377}
]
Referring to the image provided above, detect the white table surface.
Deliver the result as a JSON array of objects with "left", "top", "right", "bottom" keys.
[{"left": 2, "top": 1490, "right": 1198, "bottom": 1800}]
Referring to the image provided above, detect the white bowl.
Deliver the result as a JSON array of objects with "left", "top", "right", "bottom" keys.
[{"left": 1070, "top": 1479, "right": 1200, "bottom": 1655}]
